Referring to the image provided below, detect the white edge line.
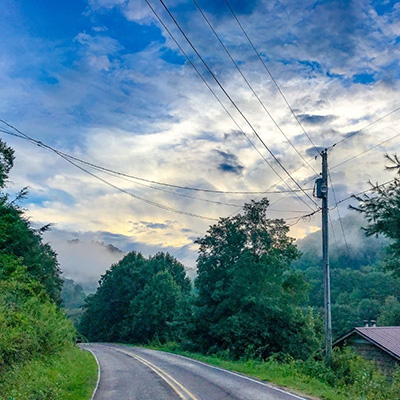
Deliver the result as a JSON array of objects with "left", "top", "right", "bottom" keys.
[
  {"left": 82, "top": 346, "right": 101, "bottom": 400},
  {"left": 142, "top": 348, "right": 308, "bottom": 400}
]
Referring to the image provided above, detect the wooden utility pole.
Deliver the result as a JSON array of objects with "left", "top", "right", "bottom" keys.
[{"left": 316, "top": 149, "right": 332, "bottom": 363}]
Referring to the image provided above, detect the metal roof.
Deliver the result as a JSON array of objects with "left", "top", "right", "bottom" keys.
[{"left": 334, "top": 326, "right": 400, "bottom": 361}]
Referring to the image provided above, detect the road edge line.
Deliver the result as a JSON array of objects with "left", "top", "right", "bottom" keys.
[
  {"left": 115, "top": 348, "right": 189, "bottom": 400},
  {"left": 131, "top": 352, "right": 199, "bottom": 400},
  {"left": 82, "top": 346, "right": 101, "bottom": 400},
  {"left": 142, "top": 349, "right": 309, "bottom": 400}
]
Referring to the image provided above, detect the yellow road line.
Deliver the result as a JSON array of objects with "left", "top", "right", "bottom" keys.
[{"left": 115, "top": 348, "right": 199, "bottom": 400}]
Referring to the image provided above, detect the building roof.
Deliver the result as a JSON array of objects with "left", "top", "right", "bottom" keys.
[{"left": 334, "top": 326, "right": 400, "bottom": 361}]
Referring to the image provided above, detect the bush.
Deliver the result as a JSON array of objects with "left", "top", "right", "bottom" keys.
[{"left": 0, "top": 262, "right": 75, "bottom": 372}]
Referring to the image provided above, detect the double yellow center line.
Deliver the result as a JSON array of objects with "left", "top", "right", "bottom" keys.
[{"left": 115, "top": 348, "right": 199, "bottom": 400}]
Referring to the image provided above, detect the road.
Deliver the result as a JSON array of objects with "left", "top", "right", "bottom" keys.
[{"left": 82, "top": 343, "right": 311, "bottom": 400}]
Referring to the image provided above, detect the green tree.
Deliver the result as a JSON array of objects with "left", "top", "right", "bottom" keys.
[
  {"left": 0, "top": 138, "right": 14, "bottom": 188},
  {"left": 124, "top": 271, "right": 183, "bottom": 343},
  {"left": 377, "top": 296, "right": 400, "bottom": 326},
  {"left": 0, "top": 139, "right": 62, "bottom": 303},
  {"left": 188, "top": 199, "right": 321, "bottom": 360},
  {"left": 353, "top": 154, "right": 400, "bottom": 274},
  {"left": 79, "top": 251, "right": 191, "bottom": 343}
]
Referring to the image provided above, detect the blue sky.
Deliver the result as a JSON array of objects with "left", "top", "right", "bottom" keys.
[{"left": 1, "top": 0, "right": 400, "bottom": 282}]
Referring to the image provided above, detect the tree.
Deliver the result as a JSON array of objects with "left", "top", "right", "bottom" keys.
[
  {"left": 79, "top": 251, "right": 191, "bottom": 343},
  {"left": 0, "top": 139, "right": 14, "bottom": 188},
  {"left": 187, "top": 198, "right": 321, "bottom": 360},
  {"left": 124, "top": 271, "right": 183, "bottom": 343},
  {"left": 377, "top": 296, "right": 400, "bottom": 326},
  {"left": 353, "top": 154, "right": 400, "bottom": 275},
  {"left": 0, "top": 140, "right": 62, "bottom": 303}
]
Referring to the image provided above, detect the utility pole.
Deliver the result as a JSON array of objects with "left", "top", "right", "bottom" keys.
[{"left": 315, "top": 149, "right": 332, "bottom": 364}]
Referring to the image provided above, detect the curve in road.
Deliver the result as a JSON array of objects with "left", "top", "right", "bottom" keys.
[{"left": 82, "top": 343, "right": 311, "bottom": 400}]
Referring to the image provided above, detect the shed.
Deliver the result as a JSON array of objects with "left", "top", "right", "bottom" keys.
[{"left": 333, "top": 326, "right": 400, "bottom": 375}]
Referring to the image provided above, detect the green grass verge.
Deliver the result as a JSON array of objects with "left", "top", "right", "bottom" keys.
[
  {"left": 137, "top": 343, "right": 347, "bottom": 400},
  {"left": 0, "top": 345, "right": 98, "bottom": 400}
]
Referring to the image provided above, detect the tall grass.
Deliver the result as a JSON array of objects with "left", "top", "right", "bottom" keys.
[{"left": 0, "top": 345, "right": 97, "bottom": 400}]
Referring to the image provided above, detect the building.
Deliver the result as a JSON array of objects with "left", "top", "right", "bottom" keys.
[{"left": 333, "top": 326, "right": 400, "bottom": 375}]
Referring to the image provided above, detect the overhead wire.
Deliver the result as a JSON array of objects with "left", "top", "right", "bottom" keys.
[
  {"left": 223, "top": 0, "right": 320, "bottom": 154},
  {"left": 154, "top": 0, "right": 319, "bottom": 211},
  {"left": 328, "top": 171, "right": 351, "bottom": 256},
  {"left": 330, "top": 179, "right": 396, "bottom": 209},
  {"left": 192, "top": 0, "right": 318, "bottom": 175},
  {"left": 328, "top": 213, "right": 340, "bottom": 253},
  {"left": 0, "top": 120, "right": 313, "bottom": 195},
  {"left": 329, "top": 105, "right": 400, "bottom": 150},
  {"left": 331, "top": 131, "right": 400, "bottom": 170},
  {"left": 0, "top": 127, "right": 219, "bottom": 221}
]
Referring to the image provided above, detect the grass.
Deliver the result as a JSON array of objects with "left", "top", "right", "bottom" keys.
[
  {"left": 0, "top": 345, "right": 98, "bottom": 400},
  {"left": 133, "top": 343, "right": 349, "bottom": 400}
]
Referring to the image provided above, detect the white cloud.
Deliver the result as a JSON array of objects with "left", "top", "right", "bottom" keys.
[{"left": 1, "top": 0, "right": 400, "bottom": 282}]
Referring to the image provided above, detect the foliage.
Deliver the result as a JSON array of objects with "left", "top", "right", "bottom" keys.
[
  {"left": 61, "top": 278, "right": 87, "bottom": 326},
  {"left": 145, "top": 343, "right": 400, "bottom": 400},
  {"left": 0, "top": 196, "right": 62, "bottom": 304},
  {"left": 0, "top": 345, "right": 97, "bottom": 400},
  {"left": 0, "top": 138, "right": 62, "bottom": 303},
  {"left": 292, "top": 212, "right": 400, "bottom": 337},
  {"left": 353, "top": 154, "right": 400, "bottom": 275},
  {"left": 62, "top": 278, "right": 87, "bottom": 309},
  {"left": 186, "top": 199, "right": 321, "bottom": 360},
  {"left": 0, "top": 257, "right": 75, "bottom": 372},
  {"left": 377, "top": 296, "right": 400, "bottom": 326},
  {"left": 79, "top": 251, "right": 191, "bottom": 343},
  {"left": 0, "top": 138, "right": 14, "bottom": 188}
]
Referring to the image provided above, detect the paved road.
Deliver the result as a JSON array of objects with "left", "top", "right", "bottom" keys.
[{"left": 82, "top": 343, "right": 310, "bottom": 400}]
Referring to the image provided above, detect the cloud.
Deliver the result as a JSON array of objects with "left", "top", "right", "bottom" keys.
[
  {"left": 215, "top": 150, "right": 244, "bottom": 175},
  {"left": 138, "top": 221, "right": 170, "bottom": 229},
  {"left": 1, "top": 0, "right": 400, "bottom": 286},
  {"left": 298, "top": 114, "right": 336, "bottom": 126}
]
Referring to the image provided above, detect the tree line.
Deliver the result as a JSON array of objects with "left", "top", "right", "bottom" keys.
[{"left": 80, "top": 154, "right": 400, "bottom": 362}]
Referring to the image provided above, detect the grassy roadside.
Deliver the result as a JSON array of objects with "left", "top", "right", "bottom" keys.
[
  {"left": 0, "top": 345, "right": 98, "bottom": 400},
  {"left": 131, "top": 343, "right": 345, "bottom": 400}
]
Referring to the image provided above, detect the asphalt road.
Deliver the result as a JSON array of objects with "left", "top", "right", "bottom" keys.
[{"left": 82, "top": 343, "right": 311, "bottom": 400}]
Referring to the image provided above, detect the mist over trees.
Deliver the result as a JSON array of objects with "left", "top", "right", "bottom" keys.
[
  {"left": 293, "top": 213, "right": 400, "bottom": 337},
  {"left": 353, "top": 154, "right": 400, "bottom": 275},
  {"left": 80, "top": 155, "right": 400, "bottom": 357},
  {"left": 81, "top": 199, "right": 321, "bottom": 359}
]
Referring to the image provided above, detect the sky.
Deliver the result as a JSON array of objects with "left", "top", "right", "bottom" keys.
[{"left": 1, "top": 0, "right": 400, "bottom": 285}]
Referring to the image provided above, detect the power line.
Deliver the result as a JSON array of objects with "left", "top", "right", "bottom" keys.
[
  {"left": 223, "top": 0, "right": 320, "bottom": 154},
  {"left": 329, "top": 105, "right": 400, "bottom": 149},
  {"left": 70, "top": 160, "right": 314, "bottom": 212},
  {"left": 173, "top": 206, "right": 322, "bottom": 262},
  {"left": 328, "top": 170, "right": 350, "bottom": 256},
  {"left": 331, "top": 131, "right": 400, "bottom": 170},
  {"left": 192, "top": 0, "right": 318, "bottom": 174},
  {"left": 0, "top": 124, "right": 316, "bottom": 220},
  {"left": 155, "top": 0, "right": 318, "bottom": 211},
  {"left": 331, "top": 179, "right": 396, "bottom": 209},
  {"left": 142, "top": 0, "right": 318, "bottom": 213},
  {"left": 0, "top": 127, "right": 219, "bottom": 221},
  {"left": 0, "top": 121, "right": 313, "bottom": 196},
  {"left": 266, "top": 125, "right": 400, "bottom": 211},
  {"left": 328, "top": 213, "right": 340, "bottom": 253}
]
